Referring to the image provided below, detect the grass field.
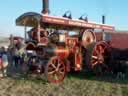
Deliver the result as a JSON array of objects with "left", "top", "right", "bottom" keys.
[{"left": 0, "top": 72, "right": 128, "bottom": 96}]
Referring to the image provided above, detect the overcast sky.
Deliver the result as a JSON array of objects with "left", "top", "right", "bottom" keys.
[{"left": 0, "top": 0, "right": 128, "bottom": 37}]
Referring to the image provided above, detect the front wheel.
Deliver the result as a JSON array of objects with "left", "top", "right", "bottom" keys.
[{"left": 45, "top": 56, "right": 66, "bottom": 83}]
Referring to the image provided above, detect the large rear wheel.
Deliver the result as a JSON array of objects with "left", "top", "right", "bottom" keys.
[{"left": 86, "top": 42, "right": 111, "bottom": 75}]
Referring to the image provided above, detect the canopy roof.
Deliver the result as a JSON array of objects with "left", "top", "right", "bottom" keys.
[
  {"left": 16, "top": 12, "right": 42, "bottom": 27},
  {"left": 41, "top": 15, "right": 115, "bottom": 31},
  {"left": 16, "top": 12, "right": 114, "bottom": 31}
]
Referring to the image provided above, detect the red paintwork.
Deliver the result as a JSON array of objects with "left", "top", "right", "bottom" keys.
[
  {"left": 110, "top": 32, "right": 128, "bottom": 49},
  {"left": 42, "top": 15, "right": 114, "bottom": 31},
  {"left": 66, "top": 37, "right": 78, "bottom": 53},
  {"left": 75, "top": 50, "right": 82, "bottom": 71},
  {"left": 95, "top": 32, "right": 128, "bottom": 49},
  {"left": 95, "top": 32, "right": 102, "bottom": 42},
  {"left": 55, "top": 47, "right": 69, "bottom": 58}
]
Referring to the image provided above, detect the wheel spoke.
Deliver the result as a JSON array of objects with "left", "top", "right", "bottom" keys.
[
  {"left": 51, "top": 63, "right": 57, "bottom": 69},
  {"left": 57, "top": 63, "right": 61, "bottom": 69},
  {"left": 57, "top": 71, "right": 64, "bottom": 80},
  {"left": 91, "top": 58, "right": 96, "bottom": 62},
  {"left": 54, "top": 74, "right": 59, "bottom": 80},
  {"left": 92, "top": 61, "right": 98, "bottom": 66},
  {"left": 95, "top": 48, "right": 100, "bottom": 55},
  {"left": 58, "top": 68, "right": 65, "bottom": 74},
  {"left": 98, "top": 45, "right": 104, "bottom": 54},
  {"left": 95, "top": 45, "right": 103, "bottom": 55},
  {"left": 92, "top": 55, "right": 98, "bottom": 59},
  {"left": 48, "top": 70, "right": 56, "bottom": 74}
]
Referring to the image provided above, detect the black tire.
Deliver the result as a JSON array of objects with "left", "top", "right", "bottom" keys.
[{"left": 85, "top": 42, "right": 96, "bottom": 71}]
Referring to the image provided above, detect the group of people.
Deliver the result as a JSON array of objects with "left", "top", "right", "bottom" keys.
[{"left": 0, "top": 46, "right": 23, "bottom": 78}]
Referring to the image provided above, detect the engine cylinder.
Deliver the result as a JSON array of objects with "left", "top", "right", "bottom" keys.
[{"left": 43, "top": 45, "right": 69, "bottom": 58}]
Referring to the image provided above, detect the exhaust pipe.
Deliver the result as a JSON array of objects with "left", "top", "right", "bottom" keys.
[
  {"left": 42, "top": 0, "right": 50, "bottom": 15},
  {"left": 102, "top": 15, "right": 105, "bottom": 24}
]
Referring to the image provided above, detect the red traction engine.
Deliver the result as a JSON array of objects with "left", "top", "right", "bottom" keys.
[{"left": 15, "top": 0, "right": 114, "bottom": 83}]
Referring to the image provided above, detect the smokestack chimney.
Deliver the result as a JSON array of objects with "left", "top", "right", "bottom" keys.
[
  {"left": 102, "top": 15, "right": 105, "bottom": 24},
  {"left": 102, "top": 15, "right": 105, "bottom": 40},
  {"left": 42, "top": 0, "right": 50, "bottom": 15}
]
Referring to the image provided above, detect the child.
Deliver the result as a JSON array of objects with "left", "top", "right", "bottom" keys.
[
  {"left": 0, "top": 47, "right": 8, "bottom": 78},
  {"left": 1, "top": 53, "right": 8, "bottom": 77},
  {"left": 0, "top": 55, "right": 3, "bottom": 78}
]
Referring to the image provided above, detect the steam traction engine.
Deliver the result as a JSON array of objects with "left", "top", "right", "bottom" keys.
[{"left": 15, "top": 0, "right": 115, "bottom": 83}]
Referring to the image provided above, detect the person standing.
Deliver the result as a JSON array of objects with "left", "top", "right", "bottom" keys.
[
  {"left": 0, "top": 47, "right": 8, "bottom": 78},
  {"left": 7, "top": 47, "right": 13, "bottom": 67},
  {"left": 14, "top": 48, "right": 20, "bottom": 68},
  {"left": 0, "top": 53, "right": 3, "bottom": 78}
]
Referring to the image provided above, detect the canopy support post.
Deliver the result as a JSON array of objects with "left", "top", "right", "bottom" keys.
[
  {"left": 10, "top": 34, "right": 14, "bottom": 48},
  {"left": 24, "top": 26, "right": 27, "bottom": 41},
  {"left": 37, "top": 22, "right": 41, "bottom": 43}
]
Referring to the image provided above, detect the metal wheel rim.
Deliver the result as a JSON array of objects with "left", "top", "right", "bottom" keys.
[
  {"left": 45, "top": 57, "right": 66, "bottom": 83},
  {"left": 91, "top": 43, "right": 110, "bottom": 74}
]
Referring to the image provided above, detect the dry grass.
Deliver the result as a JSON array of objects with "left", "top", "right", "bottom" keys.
[{"left": 0, "top": 72, "right": 128, "bottom": 96}]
